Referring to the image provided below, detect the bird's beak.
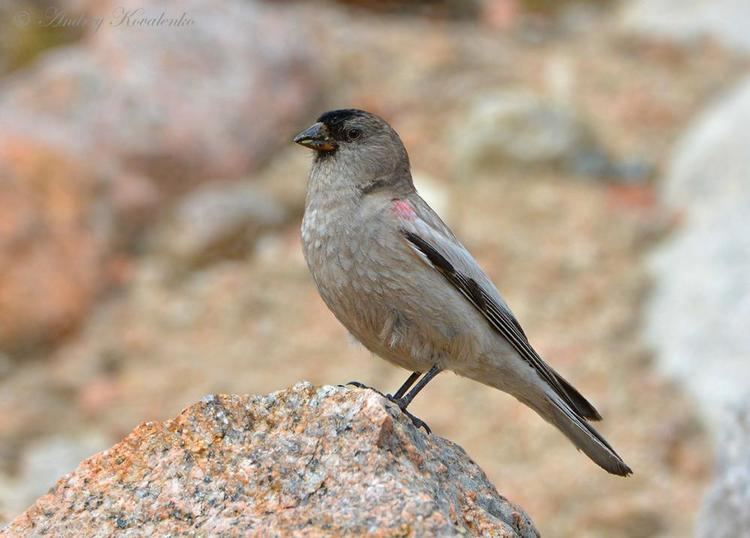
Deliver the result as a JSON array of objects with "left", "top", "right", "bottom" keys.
[{"left": 293, "top": 122, "right": 337, "bottom": 152}]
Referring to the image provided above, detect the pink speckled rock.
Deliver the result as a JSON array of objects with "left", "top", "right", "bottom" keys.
[{"left": 3, "top": 383, "right": 538, "bottom": 537}]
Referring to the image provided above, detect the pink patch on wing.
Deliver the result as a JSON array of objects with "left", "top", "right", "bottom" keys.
[{"left": 392, "top": 199, "right": 416, "bottom": 220}]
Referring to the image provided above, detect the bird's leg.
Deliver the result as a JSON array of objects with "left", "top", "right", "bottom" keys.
[
  {"left": 389, "top": 371, "right": 422, "bottom": 400},
  {"left": 396, "top": 364, "right": 442, "bottom": 409},
  {"left": 387, "top": 365, "right": 442, "bottom": 434}
]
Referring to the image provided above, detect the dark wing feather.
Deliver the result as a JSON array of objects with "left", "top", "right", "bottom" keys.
[{"left": 402, "top": 230, "right": 601, "bottom": 421}]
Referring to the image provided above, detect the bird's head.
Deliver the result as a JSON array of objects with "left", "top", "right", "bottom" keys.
[{"left": 294, "top": 109, "right": 412, "bottom": 193}]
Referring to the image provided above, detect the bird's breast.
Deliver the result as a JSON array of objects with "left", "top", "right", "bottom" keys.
[
  {"left": 302, "top": 202, "right": 395, "bottom": 335},
  {"left": 301, "top": 201, "right": 472, "bottom": 371},
  {"left": 303, "top": 205, "right": 380, "bottom": 298}
]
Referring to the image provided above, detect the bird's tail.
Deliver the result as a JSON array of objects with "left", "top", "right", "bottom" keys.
[{"left": 530, "top": 392, "right": 632, "bottom": 476}]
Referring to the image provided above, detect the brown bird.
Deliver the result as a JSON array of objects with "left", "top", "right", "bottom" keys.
[{"left": 294, "top": 108, "right": 632, "bottom": 476}]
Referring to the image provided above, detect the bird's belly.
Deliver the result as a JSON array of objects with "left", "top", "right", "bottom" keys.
[
  {"left": 311, "top": 255, "right": 477, "bottom": 372},
  {"left": 303, "top": 208, "right": 481, "bottom": 372}
]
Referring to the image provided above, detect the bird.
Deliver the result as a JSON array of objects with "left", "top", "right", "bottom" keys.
[{"left": 293, "top": 108, "right": 632, "bottom": 476}]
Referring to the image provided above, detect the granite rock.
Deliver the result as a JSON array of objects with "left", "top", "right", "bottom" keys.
[
  {"left": 3, "top": 383, "right": 538, "bottom": 537},
  {"left": 0, "top": 433, "right": 109, "bottom": 520}
]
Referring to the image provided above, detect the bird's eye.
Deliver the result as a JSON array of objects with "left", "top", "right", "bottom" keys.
[{"left": 346, "top": 128, "right": 362, "bottom": 141}]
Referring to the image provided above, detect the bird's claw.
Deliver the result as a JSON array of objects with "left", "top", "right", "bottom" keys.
[
  {"left": 341, "top": 384, "right": 431, "bottom": 433},
  {"left": 404, "top": 412, "right": 432, "bottom": 434},
  {"left": 345, "top": 381, "right": 368, "bottom": 389},
  {"left": 386, "top": 394, "right": 432, "bottom": 434},
  {"left": 341, "top": 381, "right": 386, "bottom": 398}
]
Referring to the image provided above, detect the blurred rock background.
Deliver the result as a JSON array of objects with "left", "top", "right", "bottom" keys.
[{"left": 0, "top": 0, "right": 748, "bottom": 536}]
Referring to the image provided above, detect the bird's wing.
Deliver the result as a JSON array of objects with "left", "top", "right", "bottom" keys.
[{"left": 398, "top": 194, "right": 601, "bottom": 421}]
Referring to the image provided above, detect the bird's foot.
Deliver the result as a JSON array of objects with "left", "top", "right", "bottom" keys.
[
  {"left": 386, "top": 395, "right": 432, "bottom": 434},
  {"left": 402, "top": 411, "right": 432, "bottom": 434},
  {"left": 341, "top": 381, "right": 386, "bottom": 398},
  {"left": 342, "top": 383, "right": 431, "bottom": 433},
  {"left": 345, "top": 380, "right": 368, "bottom": 389}
]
